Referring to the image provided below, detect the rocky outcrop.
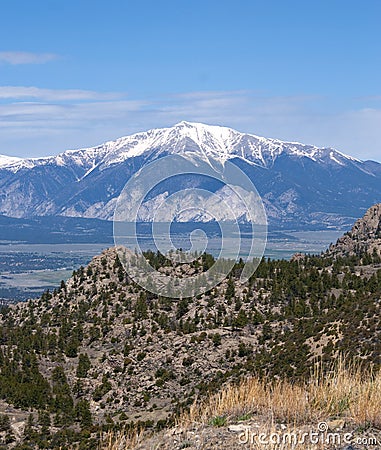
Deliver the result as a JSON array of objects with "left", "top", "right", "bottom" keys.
[{"left": 327, "top": 203, "right": 381, "bottom": 258}]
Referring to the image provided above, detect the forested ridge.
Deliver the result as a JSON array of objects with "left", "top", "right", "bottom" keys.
[{"left": 0, "top": 206, "right": 381, "bottom": 448}]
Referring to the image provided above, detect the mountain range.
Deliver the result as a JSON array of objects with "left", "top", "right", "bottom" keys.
[{"left": 1, "top": 121, "right": 381, "bottom": 229}]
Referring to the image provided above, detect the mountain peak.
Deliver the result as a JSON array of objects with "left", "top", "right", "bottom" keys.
[
  {"left": 0, "top": 122, "right": 364, "bottom": 173},
  {"left": 173, "top": 120, "right": 236, "bottom": 133},
  {"left": 174, "top": 120, "right": 200, "bottom": 127},
  {"left": 0, "top": 122, "right": 380, "bottom": 228}
]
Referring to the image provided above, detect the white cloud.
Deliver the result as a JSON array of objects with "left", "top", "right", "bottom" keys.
[
  {"left": 0, "top": 86, "right": 122, "bottom": 101},
  {"left": 0, "top": 51, "right": 58, "bottom": 65}
]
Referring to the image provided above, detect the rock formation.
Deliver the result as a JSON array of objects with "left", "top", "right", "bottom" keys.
[{"left": 327, "top": 203, "right": 381, "bottom": 258}]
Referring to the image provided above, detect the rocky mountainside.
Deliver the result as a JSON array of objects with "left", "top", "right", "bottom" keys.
[
  {"left": 0, "top": 208, "right": 381, "bottom": 447},
  {"left": 0, "top": 122, "right": 381, "bottom": 229},
  {"left": 327, "top": 203, "right": 381, "bottom": 257}
]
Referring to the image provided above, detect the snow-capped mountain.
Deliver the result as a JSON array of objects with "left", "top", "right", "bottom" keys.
[
  {"left": 0, "top": 121, "right": 380, "bottom": 229},
  {"left": 0, "top": 121, "right": 362, "bottom": 172}
]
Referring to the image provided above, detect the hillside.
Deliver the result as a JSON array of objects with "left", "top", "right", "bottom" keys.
[
  {"left": 0, "top": 206, "right": 380, "bottom": 448},
  {"left": 0, "top": 122, "right": 381, "bottom": 229}
]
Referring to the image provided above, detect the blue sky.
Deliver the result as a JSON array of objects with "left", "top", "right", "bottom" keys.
[{"left": 1, "top": 0, "right": 381, "bottom": 160}]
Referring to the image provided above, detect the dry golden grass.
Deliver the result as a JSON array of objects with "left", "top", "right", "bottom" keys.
[
  {"left": 183, "top": 357, "right": 381, "bottom": 428},
  {"left": 100, "top": 358, "right": 381, "bottom": 449},
  {"left": 98, "top": 428, "right": 145, "bottom": 450}
]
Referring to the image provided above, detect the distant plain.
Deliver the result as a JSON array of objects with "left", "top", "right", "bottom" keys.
[{"left": 0, "top": 229, "right": 344, "bottom": 301}]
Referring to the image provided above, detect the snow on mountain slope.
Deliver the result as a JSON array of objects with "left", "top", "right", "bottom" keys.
[
  {"left": 0, "top": 155, "right": 23, "bottom": 168},
  {"left": 0, "top": 121, "right": 380, "bottom": 228},
  {"left": 0, "top": 121, "right": 363, "bottom": 175}
]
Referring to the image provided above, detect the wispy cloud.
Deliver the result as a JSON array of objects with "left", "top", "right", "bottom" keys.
[
  {"left": 0, "top": 87, "right": 380, "bottom": 162},
  {"left": 0, "top": 86, "right": 123, "bottom": 101},
  {"left": 0, "top": 51, "right": 59, "bottom": 65}
]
